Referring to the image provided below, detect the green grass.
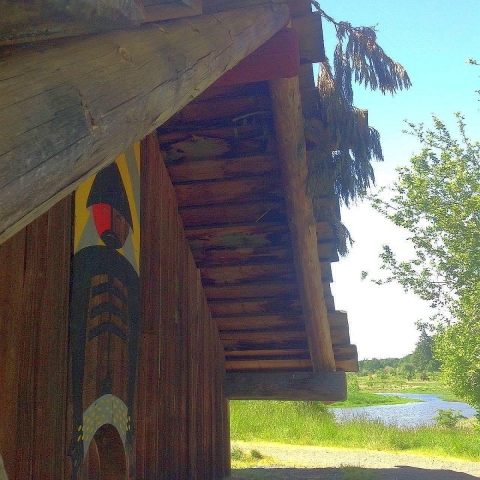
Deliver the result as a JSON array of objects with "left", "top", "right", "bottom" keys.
[
  {"left": 328, "top": 392, "right": 422, "bottom": 408},
  {"left": 356, "top": 377, "right": 450, "bottom": 394},
  {"left": 438, "top": 393, "right": 465, "bottom": 402},
  {"left": 230, "top": 400, "right": 480, "bottom": 462}
]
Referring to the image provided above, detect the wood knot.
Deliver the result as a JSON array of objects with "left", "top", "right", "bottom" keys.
[{"left": 118, "top": 47, "right": 132, "bottom": 62}]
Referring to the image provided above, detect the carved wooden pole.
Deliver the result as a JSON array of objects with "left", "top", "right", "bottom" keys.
[
  {"left": 0, "top": 4, "right": 289, "bottom": 243},
  {"left": 270, "top": 76, "right": 336, "bottom": 372}
]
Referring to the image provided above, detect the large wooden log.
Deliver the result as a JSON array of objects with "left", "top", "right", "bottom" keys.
[
  {"left": 185, "top": 222, "right": 335, "bottom": 250},
  {"left": 219, "top": 327, "right": 349, "bottom": 350},
  {"left": 0, "top": 4, "right": 290, "bottom": 244},
  {"left": 166, "top": 154, "right": 280, "bottom": 183},
  {"left": 199, "top": 261, "right": 332, "bottom": 285},
  {"left": 270, "top": 76, "right": 336, "bottom": 372},
  {"left": 225, "top": 344, "right": 357, "bottom": 372},
  {"left": 0, "top": 0, "right": 144, "bottom": 46},
  {"left": 224, "top": 371, "right": 347, "bottom": 401},
  {"left": 139, "top": 0, "right": 202, "bottom": 22}
]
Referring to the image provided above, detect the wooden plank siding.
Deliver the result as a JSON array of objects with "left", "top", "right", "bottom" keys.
[
  {"left": 139, "top": 133, "right": 229, "bottom": 479},
  {"left": 0, "top": 135, "right": 229, "bottom": 479},
  {"left": 0, "top": 197, "right": 72, "bottom": 480}
]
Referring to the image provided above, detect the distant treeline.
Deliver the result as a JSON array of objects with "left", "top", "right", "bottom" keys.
[{"left": 359, "top": 330, "right": 440, "bottom": 379}]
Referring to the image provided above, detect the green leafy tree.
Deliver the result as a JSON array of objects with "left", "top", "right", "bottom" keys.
[
  {"left": 411, "top": 324, "right": 440, "bottom": 374},
  {"left": 434, "top": 300, "right": 480, "bottom": 411},
  {"left": 399, "top": 363, "right": 415, "bottom": 380},
  {"left": 371, "top": 113, "right": 480, "bottom": 409}
]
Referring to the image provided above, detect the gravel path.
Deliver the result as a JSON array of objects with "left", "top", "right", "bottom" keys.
[{"left": 229, "top": 441, "right": 480, "bottom": 479}]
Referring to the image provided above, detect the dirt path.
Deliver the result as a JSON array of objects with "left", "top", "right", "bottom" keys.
[{"left": 228, "top": 441, "right": 480, "bottom": 479}]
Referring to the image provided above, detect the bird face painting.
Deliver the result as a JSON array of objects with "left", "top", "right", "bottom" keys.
[{"left": 69, "top": 146, "right": 140, "bottom": 479}]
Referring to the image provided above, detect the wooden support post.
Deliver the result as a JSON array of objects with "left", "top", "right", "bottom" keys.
[
  {"left": 0, "top": 4, "right": 290, "bottom": 244},
  {"left": 224, "top": 371, "right": 346, "bottom": 401},
  {"left": 270, "top": 76, "right": 336, "bottom": 372}
]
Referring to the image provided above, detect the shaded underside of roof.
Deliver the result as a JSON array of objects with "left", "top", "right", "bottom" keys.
[{"left": 158, "top": 76, "right": 358, "bottom": 375}]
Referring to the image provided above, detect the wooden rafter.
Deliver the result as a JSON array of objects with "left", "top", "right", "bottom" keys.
[{"left": 270, "top": 76, "right": 336, "bottom": 372}]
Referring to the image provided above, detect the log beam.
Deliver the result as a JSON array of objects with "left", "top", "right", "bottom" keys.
[
  {"left": 0, "top": 4, "right": 290, "bottom": 244},
  {"left": 139, "top": 0, "right": 203, "bottom": 22},
  {"left": 270, "top": 76, "right": 336, "bottom": 372},
  {"left": 224, "top": 371, "right": 347, "bottom": 401}
]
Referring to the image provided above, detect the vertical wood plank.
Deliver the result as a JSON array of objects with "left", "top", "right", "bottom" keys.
[
  {"left": 139, "top": 132, "right": 228, "bottom": 479},
  {"left": 32, "top": 198, "right": 71, "bottom": 479},
  {"left": 0, "top": 197, "right": 71, "bottom": 480},
  {"left": 0, "top": 229, "right": 26, "bottom": 480}
]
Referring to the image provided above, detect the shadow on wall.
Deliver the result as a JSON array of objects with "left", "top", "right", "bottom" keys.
[{"left": 228, "top": 466, "right": 479, "bottom": 480}]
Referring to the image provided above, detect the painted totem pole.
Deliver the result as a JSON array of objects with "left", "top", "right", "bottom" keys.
[{"left": 69, "top": 145, "right": 141, "bottom": 479}]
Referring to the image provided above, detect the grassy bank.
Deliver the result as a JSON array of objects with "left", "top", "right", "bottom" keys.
[
  {"left": 230, "top": 400, "right": 480, "bottom": 462},
  {"left": 328, "top": 392, "right": 421, "bottom": 408},
  {"left": 356, "top": 376, "right": 450, "bottom": 394}
]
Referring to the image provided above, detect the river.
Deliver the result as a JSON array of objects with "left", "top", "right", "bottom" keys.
[{"left": 331, "top": 393, "right": 477, "bottom": 428}]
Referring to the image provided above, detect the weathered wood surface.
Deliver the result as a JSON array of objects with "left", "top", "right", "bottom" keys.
[
  {"left": 204, "top": 280, "right": 298, "bottom": 302},
  {"left": 167, "top": 154, "right": 280, "bottom": 182},
  {"left": 139, "top": 133, "right": 230, "bottom": 478},
  {"left": 158, "top": 22, "right": 357, "bottom": 376},
  {"left": 220, "top": 328, "right": 349, "bottom": 351},
  {"left": 210, "top": 296, "right": 302, "bottom": 316},
  {"left": 166, "top": 94, "right": 271, "bottom": 124},
  {"left": 179, "top": 201, "right": 288, "bottom": 226},
  {"left": 216, "top": 314, "right": 304, "bottom": 331},
  {"left": 225, "top": 348, "right": 307, "bottom": 358},
  {"left": 203, "top": 0, "right": 311, "bottom": 15},
  {"left": 225, "top": 344, "right": 358, "bottom": 372},
  {"left": 226, "top": 358, "right": 312, "bottom": 371},
  {"left": 0, "top": 0, "right": 143, "bottom": 45},
  {"left": 291, "top": 12, "right": 325, "bottom": 63},
  {"left": 192, "top": 242, "right": 336, "bottom": 266},
  {"left": 140, "top": 0, "right": 202, "bottom": 22},
  {"left": 224, "top": 371, "right": 347, "bottom": 401},
  {"left": 193, "top": 245, "right": 296, "bottom": 267},
  {"left": 0, "top": 4, "right": 290, "bottom": 244},
  {"left": 221, "top": 330, "right": 308, "bottom": 352},
  {"left": 199, "top": 261, "right": 332, "bottom": 285},
  {"left": 270, "top": 75, "right": 335, "bottom": 372},
  {"left": 186, "top": 222, "right": 335, "bottom": 249},
  {"left": 215, "top": 309, "right": 349, "bottom": 331},
  {"left": 174, "top": 176, "right": 284, "bottom": 207},
  {"left": 0, "top": 197, "right": 71, "bottom": 480}
]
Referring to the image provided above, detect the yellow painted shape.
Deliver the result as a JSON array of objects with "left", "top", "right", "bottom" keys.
[
  {"left": 74, "top": 175, "right": 95, "bottom": 252},
  {"left": 74, "top": 142, "right": 141, "bottom": 271},
  {"left": 116, "top": 145, "right": 141, "bottom": 271}
]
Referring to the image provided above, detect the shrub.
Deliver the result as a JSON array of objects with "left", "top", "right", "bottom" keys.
[
  {"left": 347, "top": 373, "right": 360, "bottom": 394},
  {"left": 434, "top": 409, "right": 466, "bottom": 428},
  {"left": 231, "top": 446, "right": 245, "bottom": 461},
  {"left": 250, "top": 449, "right": 263, "bottom": 460}
]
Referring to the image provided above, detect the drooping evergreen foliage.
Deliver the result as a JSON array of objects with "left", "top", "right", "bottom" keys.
[{"left": 307, "top": 3, "right": 411, "bottom": 255}]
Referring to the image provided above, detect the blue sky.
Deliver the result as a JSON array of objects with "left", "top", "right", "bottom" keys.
[{"left": 318, "top": 0, "right": 480, "bottom": 359}]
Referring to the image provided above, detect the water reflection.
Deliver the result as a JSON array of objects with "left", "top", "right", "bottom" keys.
[{"left": 331, "top": 393, "right": 477, "bottom": 428}]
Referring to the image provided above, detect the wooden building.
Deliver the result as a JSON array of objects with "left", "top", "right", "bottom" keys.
[{"left": 0, "top": 1, "right": 358, "bottom": 478}]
